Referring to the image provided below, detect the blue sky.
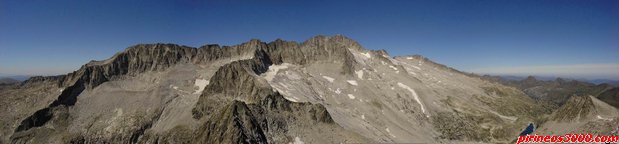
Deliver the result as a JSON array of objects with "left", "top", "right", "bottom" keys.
[{"left": 1, "top": 0, "right": 618, "bottom": 79}]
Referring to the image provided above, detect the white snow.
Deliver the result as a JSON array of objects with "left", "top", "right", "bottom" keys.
[
  {"left": 397, "top": 82, "right": 428, "bottom": 117},
  {"left": 489, "top": 110, "right": 517, "bottom": 121},
  {"left": 347, "top": 80, "right": 358, "bottom": 86},
  {"left": 193, "top": 79, "right": 209, "bottom": 94},
  {"left": 389, "top": 65, "right": 398, "bottom": 71},
  {"left": 361, "top": 52, "right": 371, "bottom": 58},
  {"left": 58, "top": 88, "right": 64, "bottom": 92},
  {"left": 406, "top": 57, "right": 414, "bottom": 60},
  {"left": 291, "top": 136, "right": 304, "bottom": 144},
  {"left": 347, "top": 94, "right": 356, "bottom": 99},
  {"left": 322, "top": 76, "right": 335, "bottom": 83},
  {"left": 361, "top": 114, "right": 366, "bottom": 120},
  {"left": 411, "top": 65, "right": 421, "bottom": 70},
  {"left": 355, "top": 70, "right": 364, "bottom": 79},
  {"left": 285, "top": 96, "right": 299, "bottom": 102},
  {"left": 597, "top": 115, "right": 612, "bottom": 121},
  {"left": 335, "top": 88, "right": 342, "bottom": 94},
  {"left": 263, "top": 63, "right": 291, "bottom": 81},
  {"left": 395, "top": 71, "right": 399, "bottom": 74}
]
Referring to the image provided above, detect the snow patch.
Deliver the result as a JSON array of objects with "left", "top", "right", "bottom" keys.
[
  {"left": 290, "top": 136, "right": 304, "bottom": 144},
  {"left": 355, "top": 70, "right": 364, "bottom": 79},
  {"left": 397, "top": 82, "right": 429, "bottom": 117},
  {"left": 285, "top": 96, "right": 299, "bottom": 102},
  {"left": 347, "top": 80, "right": 358, "bottom": 86},
  {"left": 361, "top": 114, "right": 366, "bottom": 120},
  {"left": 193, "top": 79, "right": 209, "bottom": 94},
  {"left": 490, "top": 110, "right": 517, "bottom": 121},
  {"left": 347, "top": 94, "right": 356, "bottom": 99},
  {"left": 389, "top": 65, "right": 398, "bottom": 71},
  {"left": 361, "top": 52, "right": 371, "bottom": 58},
  {"left": 335, "top": 88, "right": 342, "bottom": 94},
  {"left": 406, "top": 57, "right": 414, "bottom": 60},
  {"left": 322, "top": 76, "right": 335, "bottom": 83},
  {"left": 263, "top": 63, "right": 291, "bottom": 81}
]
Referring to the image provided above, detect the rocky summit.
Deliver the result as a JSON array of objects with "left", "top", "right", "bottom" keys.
[{"left": 0, "top": 35, "right": 617, "bottom": 143}]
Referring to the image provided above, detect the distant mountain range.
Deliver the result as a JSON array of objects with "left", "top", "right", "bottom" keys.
[
  {"left": 491, "top": 75, "right": 619, "bottom": 86},
  {"left": 0, "top": 75, "right": 31, "bottom": 81},
  {"left": 588, "top": 79, "right": 619, "bottom": 86},
  {"left": 0, "top": 78, "right": 19, "bottom": 85}
]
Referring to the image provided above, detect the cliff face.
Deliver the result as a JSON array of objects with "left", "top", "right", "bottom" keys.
[
  {"left": 193, "top": 94, "right": 339, "bottom": 144},
  {"left": 191, "top": 49, "right": 274, "bottom": 119}
]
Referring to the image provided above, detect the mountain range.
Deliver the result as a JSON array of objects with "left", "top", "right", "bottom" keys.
[{"left": 0, "top": 35, "right": 617, "bottom": 143}]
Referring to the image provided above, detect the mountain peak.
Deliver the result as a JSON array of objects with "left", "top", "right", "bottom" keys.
[{"left": 303, "top": 34, "right": 364, "bottom": 51}]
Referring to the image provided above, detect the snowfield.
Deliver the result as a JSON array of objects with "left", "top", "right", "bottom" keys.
[{"left": 193, "top": 79, "right": 209, "bottom": 94}]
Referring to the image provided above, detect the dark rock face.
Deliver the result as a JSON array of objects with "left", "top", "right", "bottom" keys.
[
  {"left": 262, "top": 35, "right": 360, "bottom": 75},
  {"left": 196, "top": 100, "right": 269, "bottom": 144},
  {"left": 192, "top": 49, "right": 274, "bottom": 119},
  {"left": 194, "top": 93, "right": 335, "bottom": 144}
]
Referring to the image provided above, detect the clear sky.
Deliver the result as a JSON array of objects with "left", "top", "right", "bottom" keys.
[{"left": 1, "top": 0, "right": 618, "bottom": 79}]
